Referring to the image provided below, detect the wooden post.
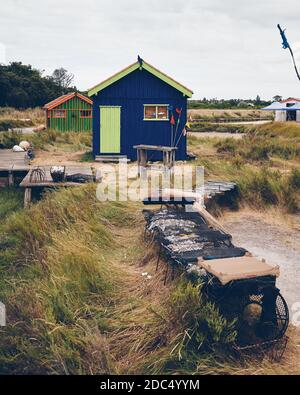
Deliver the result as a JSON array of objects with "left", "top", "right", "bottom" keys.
[
  {"left": 139, "top": 149, "right": 147, "bottom": 176},
  {"left": 24, "top": 188, "right": 32, "bottom": 208},
  {"left": 140, "top": 149, "right": 147, "bottom": 166},
  {"left": 8, "top": 170, "right": 14, "bottom": 187}
]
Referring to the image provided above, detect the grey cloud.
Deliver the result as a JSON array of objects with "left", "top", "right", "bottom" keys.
[{"left": 0, "top": 0, "right": 300, "bottom": 99}]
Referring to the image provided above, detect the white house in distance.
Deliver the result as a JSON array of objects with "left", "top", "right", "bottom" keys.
[{"left": 263, "top": 97, "right": 300, "bottom": 122}]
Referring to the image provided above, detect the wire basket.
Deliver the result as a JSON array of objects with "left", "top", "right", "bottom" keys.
[{"left": 50, "top": 166, "right": 65, "bottom": 182}]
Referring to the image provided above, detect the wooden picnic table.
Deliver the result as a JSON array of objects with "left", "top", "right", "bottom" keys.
[
  {"left": 0, "top": 149, "right": 30, "bottom": 186},
  {"left": 133, "top": 144, "right": 177, "bottom": 174},
  {"left": 20, "top": 166, "right": 102, "bottom": 207}
]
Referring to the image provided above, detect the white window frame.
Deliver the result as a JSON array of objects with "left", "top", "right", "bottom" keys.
[{"left": 143, "top": 104, "right": 169, "bottom": 121}]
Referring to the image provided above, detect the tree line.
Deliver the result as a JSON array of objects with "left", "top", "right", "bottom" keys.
[
  {"left": 188, "top": 96, "right": 272, "bottom": 109},
  {"left": 0, "top": 62, "right": 76, "bottom": 108}
]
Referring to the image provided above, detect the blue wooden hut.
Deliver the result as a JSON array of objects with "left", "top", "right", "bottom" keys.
[{"left": 88, "top": 57, "right": 193, "bottom": 161}]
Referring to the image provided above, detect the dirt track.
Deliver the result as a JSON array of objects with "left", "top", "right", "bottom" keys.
[{"left": 221, "top": 210, "right": 300, "bottom": 309}]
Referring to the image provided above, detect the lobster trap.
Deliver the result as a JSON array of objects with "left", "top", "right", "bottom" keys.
[{"left": 144, "top": 207, "right": 289, "bottom": 348}]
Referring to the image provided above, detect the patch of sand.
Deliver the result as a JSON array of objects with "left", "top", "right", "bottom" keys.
[{"left": 221, "top": 208, "right": 300, "bottom": 309}]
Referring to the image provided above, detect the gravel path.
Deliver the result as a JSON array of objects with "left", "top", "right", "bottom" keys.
[{"left": 221, "top": 212, "right": 300, "bottom": 309}]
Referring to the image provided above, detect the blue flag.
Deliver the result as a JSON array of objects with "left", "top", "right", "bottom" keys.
[{"left": 277, "top": 24, "right": 290, "bottom": 49}]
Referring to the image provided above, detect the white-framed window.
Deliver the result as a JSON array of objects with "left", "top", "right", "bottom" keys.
[{"left": 144, "top": 105, "right": 169, "bottom": 121}]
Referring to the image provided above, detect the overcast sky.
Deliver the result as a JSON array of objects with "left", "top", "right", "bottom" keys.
[{"left": 1, "top": 0, "right": 300, "bottom": 99}]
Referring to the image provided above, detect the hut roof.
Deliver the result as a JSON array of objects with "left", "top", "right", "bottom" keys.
[
  {"left": 43, "top": 92, "right": 92, "bottom": 110},
  {"left": 281, "top": 97, "right": 300, "bottom": 103},
  {"left": 88, "top": 59, "right": 193, "bottom": 98},
  {"left": 261, "top": 102, "right": 287, "bottom": 110}
]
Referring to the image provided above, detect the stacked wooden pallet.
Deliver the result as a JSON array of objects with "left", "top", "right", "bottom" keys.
[{"left": 204, "top": 181, "right": 236, "bottom": 199}]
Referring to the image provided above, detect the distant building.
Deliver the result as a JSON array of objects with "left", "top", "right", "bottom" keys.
[
  {"left": 275, "top": 97, "right": 300, "bottom": 122},
  {"left": 44, "top": 92, "right": 93, "bottom": 132},
  {"left": 262, "top": 97, "right": 300, "bottom": 122}
]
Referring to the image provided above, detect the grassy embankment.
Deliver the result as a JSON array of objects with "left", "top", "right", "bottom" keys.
[
  {"left": 189, "top": 122, "right": 300, "bottom": 213},
  {"left": 188, "top": 108, "right": 274, "bottom": 123},
  {"left": 0, "top": 128, "right": 92, "bottom": 158},
  {"left": 0, "top": 121, "right": 299, "bottom": 374},
  {"left": 0, "top": 185, "right": 298, "bottom": 375},
  {"left": 0, "top": 185, "right": 239, "bottom": 374},
  {"left": 0, "top": 107, "right": 44, "bottom": 131}
]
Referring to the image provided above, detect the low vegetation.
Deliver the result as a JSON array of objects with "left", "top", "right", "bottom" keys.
[
  {"left": 0, "top": 120, "right": 299, "bottom": 374},
  {"left": 0, "top": 129, "right": 92, "bottom": 152},
  {"left": 0, "top": 186, "right": 237, "bottom": 374},
  {"left": 0, "top": 185, "right": 298, "bottom": 374},
  {"left": 30, "top": 129, "right": 92, "bottom": 151},
  {"left": 188, "top": 98, "right": 271, "bottom": 110},
  {"left": 190, "top": 122, "right": 246, "bottom": 134},
  {"left": 188, "top": 108, "right": 273, "bottom": 122},
  {"left": 189, "top": 122, "right": 300, "bottom": 213},
  {"left": 0, "top": 107, "right": 44, "bottom": 132}
]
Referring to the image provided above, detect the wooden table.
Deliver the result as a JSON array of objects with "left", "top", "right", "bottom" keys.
[
  {"left": 20, "top": 166, "right": 102, "bottom": 207},
  {"left": 133, "top": 144, "right": 177, "bottom": 175},
  {"left": 0, "top": 149, "right": 30, "bottom": 186}
]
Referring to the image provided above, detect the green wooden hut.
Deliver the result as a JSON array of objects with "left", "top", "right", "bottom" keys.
[{"left": 43, "top": 92, "right": 93, "bottom": 132}]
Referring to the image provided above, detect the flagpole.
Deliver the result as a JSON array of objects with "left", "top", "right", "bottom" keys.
[
  {"left": 169, "top": 110, "right": 175, "bottom": 147},
  {"left": 175, "top": 119, "right": 191, "bottom": 148},
  {"left": 173, "top": 108, "right": 182, "bottom": 146}
]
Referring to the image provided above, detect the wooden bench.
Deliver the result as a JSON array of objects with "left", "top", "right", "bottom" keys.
[{"left": 133, "top": 144, "right": 177, "bottom": 175}]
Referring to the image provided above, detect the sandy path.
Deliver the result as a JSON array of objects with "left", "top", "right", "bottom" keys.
[
  {"left": 221, "top": 210, "right": 300, "bottom": 309},
  {"left": 189, "top": 131, "right": 245, "bottom": 140}
]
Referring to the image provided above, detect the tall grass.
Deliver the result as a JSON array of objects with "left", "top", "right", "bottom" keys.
[
  {"left": 0, "top": 185, "right": 239, "bottom": 374},
  {"left": 237, "top": 167, "right": 300, "bottom": 212},
  {"left": 0, "top": 107, "right": 44, "bottom": 126},
  {"left": 0, "top": 130, "right": 24, "bottom": 148},
  {"left": 30, "top": 129, "right": 92, "bottom": 150},
  {"left": 191, "top": 123, "right": 246, "bottom": 134},
  {"left": 0, "top": 185, "right": 138, "bottom": 374},
  {"left": 0, "top": 184, "right": 297, "bottom": 374},
  {"left": 215, "top": 135, "right": 300, "bottom": 161},
  {"left": 0, "top": 187, "right": 23, "bottom": 221}
]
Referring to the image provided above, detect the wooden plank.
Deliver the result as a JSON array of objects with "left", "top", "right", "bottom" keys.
[
  {"left": 133, "top": 144, "right": 177, "bottom": 152},
  {"left": 0, "top": 149, "right": 29, "bottom": 171},
  {"left": 20, "top": 166, "right": 95, "bottom": 188}
]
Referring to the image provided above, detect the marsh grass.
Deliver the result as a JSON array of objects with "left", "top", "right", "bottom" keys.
[
  {"left": 0, "top": 184, "right": 298, "bottom": 374},
  {"left": 0, "top": 185, "right": 139, "bottom": 374},
  {"left": 30, "top": 129, "right": 92, "bottom": 151},
  {"left": 0, "top": 187, "right": 23, "bottom": 221},
  {"left": 0, "top": 130, "right": 24, "bottom": 148},
  {"left": 0, "top": 186, "right": 237, "bottom": 375},
  {"left": 189, "top": 122, "right": 300, "bottom": 213},
  {"left": 0, "top": 107, "right": 44, "bottom": 126}
]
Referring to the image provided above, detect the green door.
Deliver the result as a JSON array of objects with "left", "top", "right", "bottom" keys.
[{"left": 100, "top": 106, "right": 121, "bottom": 153}]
